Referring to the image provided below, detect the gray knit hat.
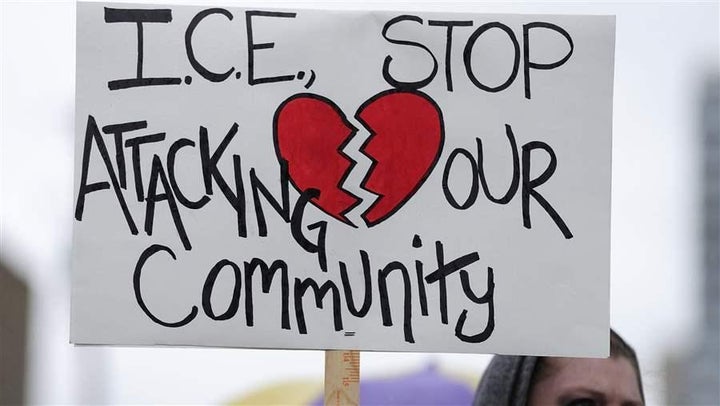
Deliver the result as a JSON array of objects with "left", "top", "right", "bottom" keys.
[
  {"left": 472, "top": 355, "right": 538, "bottom": 406},
  {"left": 472, "top": 330, "right": 644, "bottom": 405}
]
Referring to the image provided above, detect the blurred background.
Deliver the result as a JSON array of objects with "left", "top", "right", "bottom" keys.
[{"left": 1, "top": 0, "right": 718, "bottom": 404}]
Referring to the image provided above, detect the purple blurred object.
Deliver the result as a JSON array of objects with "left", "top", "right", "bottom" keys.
[{"left": 311, "top": 364, "right": 474, "bottom": 406}]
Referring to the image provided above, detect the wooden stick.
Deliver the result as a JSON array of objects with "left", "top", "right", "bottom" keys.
[{"left": 324, "top": 350, "right": 360, "bottom": 406}]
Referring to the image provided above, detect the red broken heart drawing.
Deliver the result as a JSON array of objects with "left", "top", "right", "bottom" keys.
[{"left": 273, "top": 89, "right": 444, "bottom": 227}]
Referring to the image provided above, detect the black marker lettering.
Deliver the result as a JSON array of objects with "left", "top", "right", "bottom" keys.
[
  {"left": 411, "top": 235, "right": 429, "bottom": 316},
  {"left": 101, "top": 120, "right": 147, "bottom": 189},
  {"left": 145, "top": 154, "right": 192, "bottom": 250},
  {"left": 124, "top": 132, "right": 166, "bottom": 202},
  {"left": 428, "top": 20, "right": 473, "bottom": 91},
  {"left": 290, "top": 188, "right": 328, "bottom": 272},
  {"left": 199, "top": 123, "right": 237, "bottom": 195},
  {"left": 442, "top": 147, "right": 479, "bottom": 210},
  {"left": 199, "top": 125, "right": 247, "bottom": 237},
  {"left": 294, "top": 277, "right": 343, "bottom": 334},
  {"left": 455, "top": 267, "right": 495, "bottom": 343},
  {"left": 243, "top": 258, "right": 290, "bottom": 329},
  {"left": 250, "top": 160, "right": 290, "bottom": 237},
  {"left": 185, "top": 8, "right": 235, "bottom": 82},
  {"left": 463, "top": 22, "right": 520, "bottom": 93},
  {"left": 521, "top": 141, "right": 573, "bottom": 239},
  {"left": 245, "top": 11, "right": 297, "bottom": 85},
  {"left": 425, "top": 242, "right": 481, "bottom": 325},
  {"left": 230, "top": 155, "right": 247, "bottom": 238},
  {"left": 382, "top": 15, "right": 438, "bottom": 90},
  {"left": 202, "top": 259, "right": 242, "bottom": 320},
  {"left": 166, "top": 138, "right": 210, "bottom": 209},
  {"left": 75, "top": 116, "right": 138, "bottom": 235},
  {"left": 339, "top": 251, "right": 372, "bottom": 317},
  {"left": 425, "top": 243, "right": 481, "bottom": 283},
  {"left": 523, "top": 22, "right": 574, "bottom": 99},
  {"left": 432, "top": 241, "right": 448, "bottom": 324},
  {"left": 133, "top": 244, "right": 197, "bottom": 327},
  {"left": 378, "top": 262, "right": 415, "bottom": 343},
  {"left": 104, "top": 8, "right": 181, "bottom": 90},
  {"left": 477, "top": 124, "right": 520, "bottom": 204}
]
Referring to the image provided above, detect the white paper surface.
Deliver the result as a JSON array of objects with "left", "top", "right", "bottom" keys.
[{"left": 72, "top": 2, "right": 615, "bottom": 356}]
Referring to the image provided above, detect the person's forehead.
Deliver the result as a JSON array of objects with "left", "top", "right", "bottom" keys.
[{"left": 542, "top": 357, "right": 642, "bottom": 401}]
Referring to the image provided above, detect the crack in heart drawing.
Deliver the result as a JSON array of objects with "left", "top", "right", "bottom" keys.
[{"left": 273, "top": 89, "right": 445, "bottom": 227}]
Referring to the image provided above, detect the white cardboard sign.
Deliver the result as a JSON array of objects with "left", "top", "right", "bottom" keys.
[{"left": 72, "top": 2, "right": 615, "bottom": 356}]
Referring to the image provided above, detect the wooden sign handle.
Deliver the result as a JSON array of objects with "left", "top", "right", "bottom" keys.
[{"left": 324, "top": 350, "right": 360, "bottom": 406}]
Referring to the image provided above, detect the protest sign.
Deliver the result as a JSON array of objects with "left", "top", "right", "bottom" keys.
[{"left": 72, "top": 2, "right": 615, "bottom": 356}]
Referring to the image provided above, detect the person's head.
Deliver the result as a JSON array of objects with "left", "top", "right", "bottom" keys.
[
  {"left": 472, "top": 329, "right": 644, "bottom": 406},
  {"left": 527, "top": 330, "right": 644, "bottom": 406}
]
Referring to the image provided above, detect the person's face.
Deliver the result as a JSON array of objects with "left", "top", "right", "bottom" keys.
[{"left": 527, "top": 357, "right": 643, "bottom": 406}]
